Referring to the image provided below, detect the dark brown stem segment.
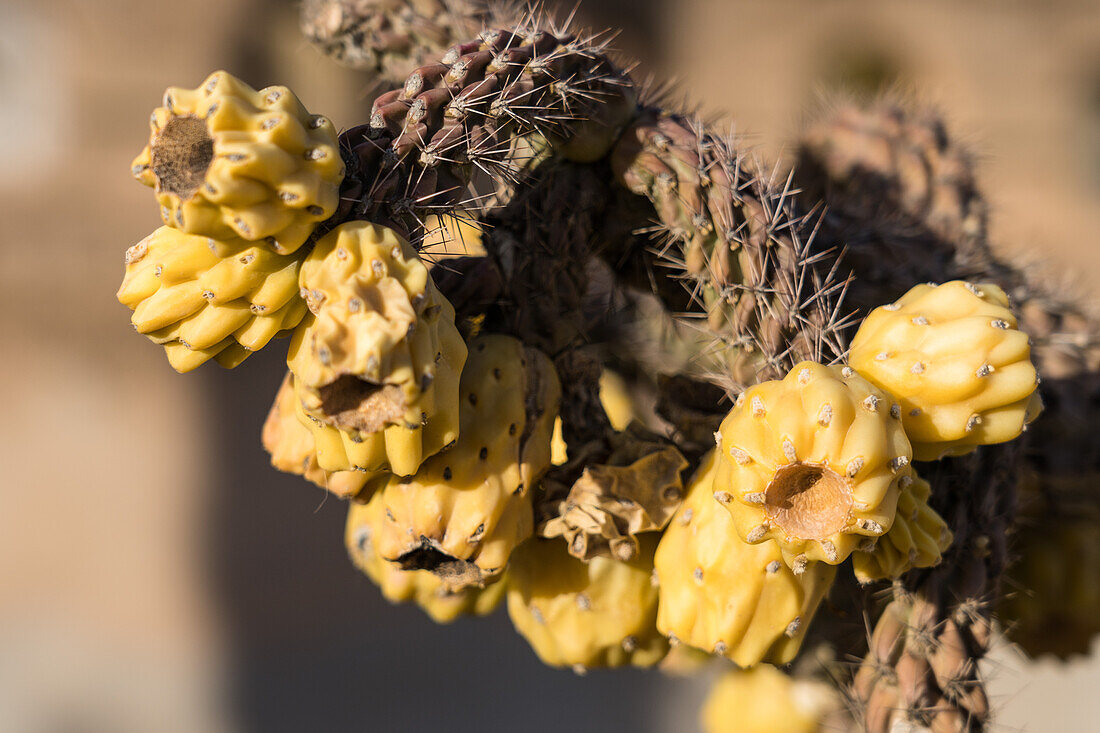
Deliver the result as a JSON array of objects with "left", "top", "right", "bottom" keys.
[{"left": 330, "top": 26, "right": 637, "bottom": 239}]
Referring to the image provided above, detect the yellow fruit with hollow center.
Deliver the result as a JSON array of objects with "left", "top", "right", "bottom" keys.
[
  {"left": 655, "top": 451, "right": 836, "bottom": 666},
  {"left": 131, "top": 70, "right": 343, "bottom": 253},
  {"left": 289, "top": 222, "right": 463, "bottom": 427},
  {"left": 852, "top": 475, "right": 952, "bottom": 583},
  {"left": 713, "top": 361, "right": 913, "bottom": 570},
  {"left": 117, "top": 226, "right": 307, "bottom": 372},
  {"left": 345, "top": 490, "right": 505, "bottom": 624},
  {"left": 506, "top": 535, "right": 668, "bottom": 670},
  {"left": 850, "top": 280, "right": 1042, "bottom": 460},
  {"left": 372, "top": 335, "right": 561, "bottom": 590},
  {"left": 701, "top": 665, "right": 841, "bottom": 733},
  {"left": 287, "top": 222, "right": 467, "bottom": 477},
  {"left": 260, "top": 373, "right": 369, "bottom": 498}
]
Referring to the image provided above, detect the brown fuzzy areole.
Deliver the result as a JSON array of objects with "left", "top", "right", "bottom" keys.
[
  {"left": 764, "top": 463, "right": 852, "bottom": 541},
  {"left": 151, "top": 115, "right": 213, "bottom": 199},
  {"left": 318, "top": 375, "right": 407, "bottom": 433}
]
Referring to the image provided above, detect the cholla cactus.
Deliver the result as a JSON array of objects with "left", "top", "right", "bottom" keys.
[{"left": 113, "top": 5, "right": 1100, "bottom": 732}]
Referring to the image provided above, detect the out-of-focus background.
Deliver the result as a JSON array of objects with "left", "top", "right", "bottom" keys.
[{"left": 1, "top": 0, "right": 1096, "bottom": 730}]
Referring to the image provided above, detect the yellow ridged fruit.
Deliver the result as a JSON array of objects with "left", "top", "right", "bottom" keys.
[
  {"left": 372, "top": 335, "right": 561, "bottom": 590},
  {"left": 713, "top": 361, "right": 914, "bottom": 570},
  {"left": 345, "top": 490, "right": 505, "bottom": 623},
  {"left": 260, "top": 373, "right": 369, "bottom": 498},
  {"left": 655, "top": 452, "right": 837, "bottom": 666},
  {"left": 852, "top": 475, "right": 953, "bottom": 583},
  {"left": 288, "top": 222, "right": 467, "bottom": 477},
  {"left": 850, "top": 280, "right": 1042, "bottom": 460},
  {"left": 117, "top": 226, "right": 308, "bottom": 372},
  {"left": 506, "top": 535, "right": 668, "bottom": 671},
  {"left": 701, "top": 665, "right": 842, "bottom": 733},
  {"left": 131, "top": 70, "right": 342, "bottom": 253}
]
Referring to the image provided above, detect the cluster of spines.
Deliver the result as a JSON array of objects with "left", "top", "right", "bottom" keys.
[
  {"left": 330, "top": 21, "right": 637, "bottom": 239},
  {"left": 609, "top": 110, "right": 855, "bottom": 389}
]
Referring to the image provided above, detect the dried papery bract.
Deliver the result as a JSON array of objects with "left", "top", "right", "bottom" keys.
[{"left": 539, "top": 429, "right": 688, "bottom": 562}]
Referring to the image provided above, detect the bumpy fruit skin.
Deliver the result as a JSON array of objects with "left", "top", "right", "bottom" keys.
[
  {"left": 131, "top": 70, "right": 342, "bottom": 253},
  {"left": 852, "top": 475, "right": 952, "bottom": 583},
  {"left": 373, "top": 335, "right": 561, "bottom": 590},
  {"left": 117, "top": 227, "right": 308, "bottom": 372},
  {"left": 261, "top": 373, "right": 369, "bottom": 498},
  {"left": 713, "top": 361, "right": 914, "bottom": 570},
  {"left": 655, "top": 452, "right": 836, "bottom": 667},
  {"left": 539, "top": 430, "right": 688, "bottom": 562},
  {"left": 345, "top": 489, "right": 505, "bottom": 623},
  {"left": 850, "top": 280, "right": 1041, "bottom": 460},
  {"left": 288, "top": 222, "right": 466, "bottom": 477},
  {"left": 506, "top": 535, "right": 668, "bottom": 671},
  {"left": 701, "top": 665, "right": 841, "bottom": 733}
]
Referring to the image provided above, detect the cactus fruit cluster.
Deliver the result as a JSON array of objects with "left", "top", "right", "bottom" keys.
[{"left": 115, "top": 3, "right": 1099, "bottom": 731}]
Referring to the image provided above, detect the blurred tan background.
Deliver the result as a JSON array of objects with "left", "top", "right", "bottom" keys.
[{"left": 0, "top": 0, "right": 1096, "bottom": 731}]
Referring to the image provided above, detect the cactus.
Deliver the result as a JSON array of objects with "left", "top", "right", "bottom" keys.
[
  {"left": 506, "top": 534, "right": 668, "bottom": 671},
  {"left": 852, "top": 474, "right": 953, "bottom": 584},
  {"left": 132, "top": 71, "right": 343, "bottom": 253},
  {"left": 654, "top": 452, "right": 837, "bottom": 667},
  {"left": 713, "top": 361, "right": 914, "bottom": 570},
  {"left": 117, "top": 226, "right": 308, "bottom": 371},
  {"left": 850, "top": 280, "right": 1042, "bottom": 461},
  {"left": 701, "top": 664, "right": 844, "bottom": 733},
  {"left": 371, "top": 334, "right": 560, "bottom": 590},
  {"left": 113, "top": 7, "right": 1100, "bottom": 732},
  {"left": 300, "top": 0, "right": 493, "bottom": 79},
  {"left": 345, "top": 488, "right": 506, "bottom": 622},
  {"left": 261, "top": 373, "right": 370, "bottom": 498},
  {"left": 286, "top": 221, "right": 467, "bottom": 482}
]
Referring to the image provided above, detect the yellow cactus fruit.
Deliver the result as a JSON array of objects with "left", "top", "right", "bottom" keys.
[
  {"left": 598, "top": 369, "right": 638, "bottom": 431},
  {"left": 131, "top": 70, "right": 343, "bottom": 253},
  {"left": 540, "top": 430, "right": 688, "bottom": 561},
  {"left": 288, "top": 222, "right": 467, "bottom": 477},
  {"left": 849, "top": 280, "right": 1042, "bottom": 460},
  {"left": 260, "top": 374, "right": 369, "bottom": 498},
  {"left": 345, "top": 491, "right": 505, "bottom": 624},
  {"left": 713, "top": 361, "right": 914, "bottom": 570},
  {"left": 852, "top": 475, "right": 953, "bottom": 583},
  {"left": 506, "top": 535, "right": 668, "bottom": 671},
  {"left": 372, "top": 335, "right": 561, "bottom": 590},
  {"left": 117, "top": 226, "right": 308, "bottom": 372},
  {"left": 655, "top": 452, "right": 837, "bottom": 667},
  {"left": 701, "top": 665, "right": 842, "bottom": 733}
]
